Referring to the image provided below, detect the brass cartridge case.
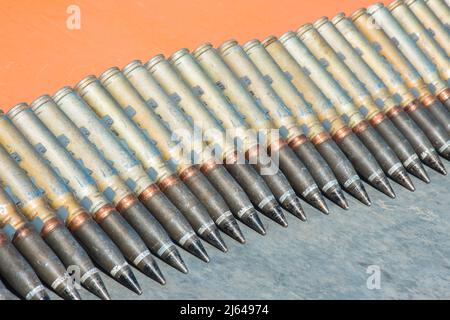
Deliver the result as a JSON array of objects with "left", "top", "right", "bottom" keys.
[{"left": 406, "top": 0, "right": 450, "bottom": 55}]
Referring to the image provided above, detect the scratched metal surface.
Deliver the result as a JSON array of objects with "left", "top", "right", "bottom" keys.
[{"left": 48, "top": 163, "right": 450, "bottom": 300}]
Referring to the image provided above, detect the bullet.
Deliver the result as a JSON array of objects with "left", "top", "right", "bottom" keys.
[
  {"left": 0, "top": 278, "right": 18, "bottom": 300},
  {"left": 406, "top": 0, "right": 450, "bottom": 56},
  {"left": 299, "top": 21, "right": 413, "bottom": 191},
  {"left": 0, "top": 228, "right": 49, "bottom": 300},
  {"left": 425, "top": 0, "right": 450, "bottom": 27},
  {"left": 281, "top": 30, "right": 394, "bottom": 197},
  {"left": 351, "top": 8, "right": 447, "bottom": 173},
  {"left": 32, "top": 94, "right": 178, "bottom": 280},
  {"left": 387, "top": 0, "right": 450, "bottom": 125},
  {"left": 94, "top": 68, "right": 221, "bottom": 256},
  {"left": 0, "top": 177, "right": 79, "bottom": 300},
  {"left": 129, "top": 58, "right": 245, "bottom": 238},
  {"left": 367, "top": 3, "right": 450, "bottom": 141},
  {"left": 226, "top": 39, "right": 346, "bottom": 210},
  {"left": 316, "top": 16, "right": 426, "bottom": 184},
  {"left": 5, "top": 105, "right": 141, "bottom": 293},
  {"left": 263, "top": 35, "right": 370, "bottom": 205}
]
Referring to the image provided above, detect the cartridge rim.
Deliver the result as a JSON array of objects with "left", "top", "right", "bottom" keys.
[
  {"left": 387, "top": 0, "right": 404, "bottom": 12},
  {"left": 218, "top": 39, "right": 239, "bottom": 56},
  {"left": 192, "top": 42, "right": 214, "bottom": 59},
  {"left": 279, "top": 31, "right": 297, "bottom": 44},
  {"left": 99, "top": 67, "right": 121, "bottom": 87},
  {"left": 261, "top": 35, "right": 278, "bottom": 48},
  {"left": 30, "top": 94, "right": 53, "bottom": 112},
  {"left": 75, "top": 75, "right": 98, "bottom": 97},
  {"left": 122, "top": 60, "right": 143, "bottom": 77},
  {"left": 169, "top": 48, "right": 190, "bottom": 65},
  {"left": 366, "top": 3, "right": 385, "bottom": 15},
  {"left": 296, "top": 23, "right": 314, "bottom": 39},
  {"left": 313, "top": 16, "right": 329, "bottom": 30},
  {"left": 331, "top": 12, "right": 347, "bottom": 26},
  {"left": 144, "top": 54, "right": 166, "bottom": 73},
  {"left": 53, "top": 86, "right": 74, "bottom": 104},
  {"left": 242, "top": 39, "right": 261, "bottom": 54},
  {"left": 7, "top": 102, "right": 29, "bottom": 120},
  {"left": 350, "top": 8, "right": 367, "bottom": 22}
]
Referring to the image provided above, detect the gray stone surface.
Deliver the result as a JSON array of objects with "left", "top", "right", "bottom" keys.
[{"left": 52, "top": 165, "right": 450, "bottom": 300}]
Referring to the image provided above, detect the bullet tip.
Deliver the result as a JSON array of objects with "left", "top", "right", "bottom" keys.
[
  {"left": 60, "top": 285, "right": 82, "bottom": 300},
  {"left": 139, "top": 255, "right": 166, "bottom": 285},
  {"left": 220, "top": 216, "right": 246, "bottom": 244},
  {"left": 284, "top": 196, "right": 307, "bottom": 221},
  {"left": 392, "top": 168, "right": 415, "bottom": 191},
  {"left": 266, "top": 203, "right": 289, "bottom": 227},
  {"left": 164, "top": 248, "right": 189, "bottom": 274},
  {"left": 374, "top": 175, "right": 396, "bottom": 198},
  {"left": 204, "top": 227, "right": 228, "bottom": 253},
  {"left": 185, "top": 235, "right": 210, "bottom": 262},
  {"left": 327, "top": 187, "right": 349, "bottom": 210},
  {"left": 307, "top": 191, "right": 329, "bottom": 214},
  {"left": 117, "top": 265, "right": 142, "bottom": 295},
  {"left": 347, "top": 179, "right": 372, "bottom": 206},
  {"left": 242, "top": 208, "right": 267, "bottom": 235},
  {"left": 83, "top": 271, "right": 111, "bottom": 300},
  {"left": 407, "top": 160, "right": 430, "bottom": 184},
  {"left": 423, "top": 152, "right": 447, "bottom": 175}
]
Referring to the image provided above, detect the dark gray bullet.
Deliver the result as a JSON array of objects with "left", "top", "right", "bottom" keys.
[{"left": 0, "top": 229, "right": 50, "bottom": 300}]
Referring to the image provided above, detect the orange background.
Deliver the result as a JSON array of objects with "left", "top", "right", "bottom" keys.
[{"left": 0, "top": 0, "right": 387, "bottom": 110}]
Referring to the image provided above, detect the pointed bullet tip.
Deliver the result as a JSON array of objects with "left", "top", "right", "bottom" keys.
[
  {"left": 307, "top": 191, "right": 329, "bottom": 214},
  {"left": 423, "top": 153, "right": 447, "bottom": 175},
  {"left": 117, "top": 265, "right": 142, "bottom": 295},
  {"left": 346, "top": 179, "right": 372, "bottom": 206},
  {"left": 372, "top": 174, "right": 396, "bottom": 199},
  {"left": 164, "top": 248, "right": 189, "bottom": 274},
  {"left": 392, "top": 168, "right": 415, "bottom": 191},
  {"left": 60, "top": 285, "right": 82, "bottom": 300},
  {"left": 284, "top": 197, "right": 307, "bottom": 221},
  {"left": 139, "top": 255, "right": 166, "bottom": 285},
  {"left": 83, "top": 272, "right": 111, "bottom": 300},
  {"left": 204, "top": 227, "right": 228, "bottom": 252},
  {"left": 243, "top": 209, "right": 267, "bottom": 235},
  {"left": 407, "top": 160, "right": 430, "bottom": 183},
  {"left": 326, "top": 187, "right": 349, "bottom": 210},
  {"left": 220, "top": 217, "right": 246, "bottom": 244},
  {"left": 185, "top": 236, "right": 210, "bottom": 262}
]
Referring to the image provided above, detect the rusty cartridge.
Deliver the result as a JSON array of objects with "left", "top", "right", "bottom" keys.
[
  {"left": 406, "top": 0, "right": 450, "bottom": 55},
  {"left": 96, "top": 68, "right": 221, "bottom": 258},
  {"left": 282, "top": 31, "right": 395, "bottom": 198},
  {"left": 6, "top": 104, "right": 142, "bottom": 295},
  {"left": 32, "top": 94, "right": 179, "bottom": 279},
  {"left": 351, "top": 8, "right": 448, "bottom": 172},
  {"left": 76, "top": 76, "right": 206, "bottom": 262},
  {"left": 0, "top": 211, "right": 49, "bottom": 300},
  {"left": 334, "top": 12, "right": 442, "bottom": 176},
  {"left": 263, "top": 35, "right": 370, "bottom": 206},
  {"left": 0, "top": 145, "right": 81, "bottom": 300},
  {"left": 388, "top": 0, "right": 450, "bottom": 117},
  {"left": 168, "top": 50, "right": 306, "bottom": 220},
  {"left": 367, "top": 3, "right": 450, "bottom": 142},
  {"left": 317, "top": 16, "right": 427, "bottom": 184}
]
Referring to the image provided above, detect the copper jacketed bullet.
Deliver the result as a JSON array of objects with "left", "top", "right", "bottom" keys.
[
  {"left": 351, "top": 8, "right": 447, "bottom": 174},
  {"left": 32, "top": 94, "right": 175, "bottom": 281},
  {"left": 5, "top": 104, "right": 141, "bottom": 295},
  {"left": 98, "top": 68, "right": 227, "bottom": 253},
  {"left": 122, "top": 62, "right": 266, "bottom": 234},
  {"left": 263, "top": 35, "right": 370, "bottom": 206},
  {"left": 0, "top": 225, "right": 49, "bottom": 300},
  {"left": 0, "top": 146, "right": 81, "bottom": 300},
  {"left": 367, "top": 3, "right": 450, "bottom": 161},
  {"left": 75, "top": 76, "right": 208, "bottom": 264},
  {"left": 315, "top": 16, "right": 422, "bottom": 187}
]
